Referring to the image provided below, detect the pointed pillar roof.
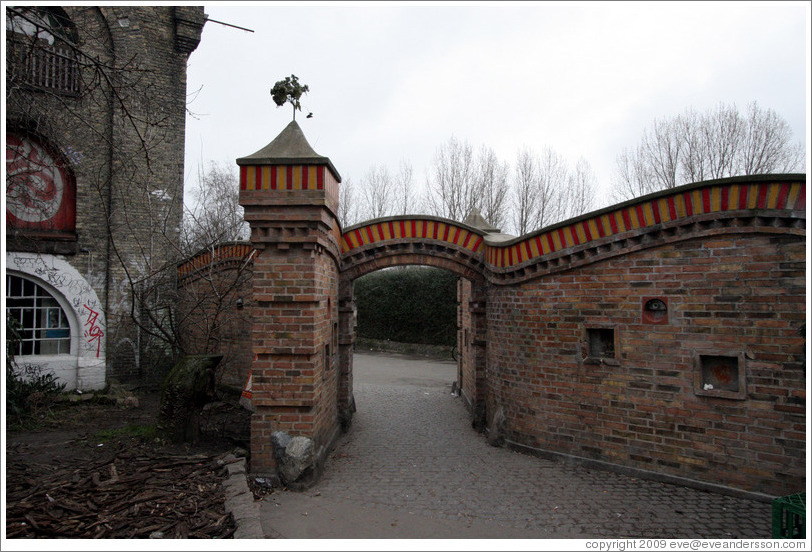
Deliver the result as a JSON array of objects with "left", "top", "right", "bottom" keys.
[
  {"left": 237, "top": 120, "right": 341, "bottom": 182},
  {"left": 464, "top": 208, "right": 501, "bottom": 234}
]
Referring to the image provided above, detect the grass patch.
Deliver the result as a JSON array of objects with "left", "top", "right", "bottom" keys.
[{"left": 93, "top": 424, "right": 159, "bottom": 443}]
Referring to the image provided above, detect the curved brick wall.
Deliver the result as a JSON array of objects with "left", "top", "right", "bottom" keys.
[
  {"left": 341, "top": 216, "right": 486, "bottom": 255},
  {"left": 177, "top": 242, "right": 256, "bottom": 281},
  {"left": 340, "top": 216, "right": 488, "bottom": 282},
  {"left": 339, "top": 175, "right": 804, "bottom": 284},
  {"left": 486, "top": 229, "right": 805, "bottom": 495},
  {"left": 177, "top": 242, "right": 256, "bottom": 389},
  {"left": 482, "top": 175, "right": 805, "bottom": 496},
  {"left": 487, "top": 176, "right": 804, "bottom": 273}
]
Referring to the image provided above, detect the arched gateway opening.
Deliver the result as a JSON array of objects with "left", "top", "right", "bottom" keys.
[
  {"left": 234, "top": 120, "right": 496, "bottom": 484},
  {"left": 236, "top": 120, "right": 805, "bottom": 497},
  {"left": 338, "top": 216, "right": 492, "bottom": 433}
]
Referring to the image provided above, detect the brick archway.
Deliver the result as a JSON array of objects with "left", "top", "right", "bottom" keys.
[
  {"left": 340, "top": 216, "right": 488, "bottom": 282},
  {"left": 336, "top": 216, "right": 492, "bottom": 431}
]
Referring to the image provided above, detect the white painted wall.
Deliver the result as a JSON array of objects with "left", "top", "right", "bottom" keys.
[{"left": 7, "top": 252, "right": 106, "bottom": 391}]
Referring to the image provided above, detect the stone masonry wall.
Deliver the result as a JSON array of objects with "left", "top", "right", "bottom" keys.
[{"left": 486, "top": 232, "right": 805, "bottom": 496}]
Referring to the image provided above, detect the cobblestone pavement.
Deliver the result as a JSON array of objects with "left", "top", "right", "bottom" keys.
[{"left": 260, "top": 353, "right": 773, "bottom": 539}]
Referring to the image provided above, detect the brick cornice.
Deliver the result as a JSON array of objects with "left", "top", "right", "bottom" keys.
[
  {"left": 338, "top": 175, "right": 806, "bottom": 285},
  {"left": 185, "top": 176, "right": 807, "bottom": 286},
  {"left": 487, "top": 175, "right": 805, "bottom": 284}
]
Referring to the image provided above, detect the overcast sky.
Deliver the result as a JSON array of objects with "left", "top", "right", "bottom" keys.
[{"left": 184, "top": 1, "right": 810, "bottom": 211}]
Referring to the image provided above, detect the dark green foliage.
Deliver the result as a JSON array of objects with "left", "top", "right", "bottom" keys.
[
  {"left": 270, "top": 74, "right": 309, "bottom": 119},
  {"left": 354, "top": 267, "right": 458, "bottom": 346},
  {"left": 6, "top": 314, "right": 67, "bottom": 424}
]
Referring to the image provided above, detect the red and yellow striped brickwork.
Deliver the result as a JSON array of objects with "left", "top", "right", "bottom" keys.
[
  {"left": 341, "top": 218, "right": 485, "bottom": 256},
  {"left": 339, "top": 179, "right": 804, "bottom": 271},
  {"left": 486, "top": 180, "right": 805, "bottom": 270},
  {"left": 239, "top": 164, "right": 339, "bottom": 200},
  {"left": 186, "top": 178, "right": 804, "bottom": 278},
  {"left": 177, "top": 242, "right": 255, "bottom": 278}
]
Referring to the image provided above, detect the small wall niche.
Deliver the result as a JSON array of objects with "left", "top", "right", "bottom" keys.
[
  {"left": 694, "top": 352, "right": 746, "bottom": 400},
  {"left": 585, "top": 327, "right": 618, "bottom": 365},
  {"left": 322, "top": 342, "right": 332, "bottom": 380},
  {"left": 642, "top": 297, "right": 668, "bottom": 325}
]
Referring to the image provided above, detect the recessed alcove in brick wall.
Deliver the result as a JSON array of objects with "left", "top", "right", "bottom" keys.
[{"left": 694, "top": 352, "right": 746, "bottom": 400}]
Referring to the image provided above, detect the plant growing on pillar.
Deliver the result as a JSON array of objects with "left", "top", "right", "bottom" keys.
[{"left": 270, "top": 74, "right": 310, "bottom": 120}]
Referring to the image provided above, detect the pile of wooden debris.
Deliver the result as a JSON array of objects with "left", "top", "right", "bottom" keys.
[{"left": 6, "top": 448, "right": 237, "bottom": 539}]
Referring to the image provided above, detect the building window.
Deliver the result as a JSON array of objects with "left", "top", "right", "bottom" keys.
[
  {"left": 6, "top": 7, "right": 79, "bottom": 95},
  {"left": 6, "top": 275, "right": 71, "bottom": 356}
]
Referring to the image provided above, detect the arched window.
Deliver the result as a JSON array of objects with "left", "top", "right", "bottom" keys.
[
  {"left": 5, "top": 132, "right": 77, "bottom": 236},
  {"left": 6, "top": 6, "right": 79, "bottom": 95},
  {"left": 6, "top": 274, "right": 72, "bottom": 356}
]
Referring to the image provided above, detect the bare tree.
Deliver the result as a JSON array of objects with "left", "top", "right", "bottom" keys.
[
  {"left": 512, "top": 148, "right": 540, "bottom": 236},
  {"left": 357, "top": 164, "right": 395, "bottom": 221},
  {"left": 424, "top": 136, "right": 477, "bottom": 222},
  {"left": 182, "top": 161, "right": 248, "bottom": 255},
  {"left": 475, "top": 146, "right": 510, "bottom": 231},
  {"left": 394, "top": 160, "right": 417, "bottom": 216},
  {"left": 338, "top": 175, "right": 359, "bottom": 228},
  {"left": 561, "top": 158, "right": 597, "bottom": 221},
  {"left": 612, "top": 101, "right": 804, "bottom": 201},
  {"left": 644, "top": 117, "right": 684, "bottom": 190},
  {"left": 511, "top": 146, "right": 595, "bottom": 235},
  {"left": 739, "top": 102, "right": 804, "bottom": 175},
  {"left": 536, "top": 146, "right": 570, "bottom": 228},
  {"left": 679, "top": 109, "right": 710, "bottom": 184},
  {"left": 612, "top": 144, "right": 653, "bottom": 202}
]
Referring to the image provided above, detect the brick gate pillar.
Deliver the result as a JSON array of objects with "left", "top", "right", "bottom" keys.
[{"left": 237, "top": 120, "right": 342, "bottom": 476}]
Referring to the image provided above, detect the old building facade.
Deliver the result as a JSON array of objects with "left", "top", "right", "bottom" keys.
[{"left": 5, "top": 6, "right": 206, "bottom": 388}]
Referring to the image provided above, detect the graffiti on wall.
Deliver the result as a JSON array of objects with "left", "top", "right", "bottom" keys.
[{"left": 83, "top": 304, "right": 105, "bottom": 358}]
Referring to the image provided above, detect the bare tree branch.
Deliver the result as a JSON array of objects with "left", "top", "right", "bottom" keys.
[{"left": 612, "top": 101, "right": 804, "bottom": 201}]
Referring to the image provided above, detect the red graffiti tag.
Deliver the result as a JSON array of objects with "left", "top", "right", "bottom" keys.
[{"left": 83, "top": 304, "right": 104, "bottom": 358}]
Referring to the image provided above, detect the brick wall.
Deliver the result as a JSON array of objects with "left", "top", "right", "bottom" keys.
[
  {"left": 457, "top": 278, "right": 487, "bottom": 425},
  {"left": 244, "top": 238, "right": 341, "bottom": 474},
  {"left": 197, "top": 172, "right": 805, "bottom": 493},
  {"left": 486, "top": 231, "right": 805, "bottom": 495},
  {"left": 102, "top": 6, "right": 204, "bottom": 379},
  {"left": 458, "top": 278, "right": 476, "bottom": 409},
  {"left": 177, "top": 244, "right": 255, "bottom": 389}
]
